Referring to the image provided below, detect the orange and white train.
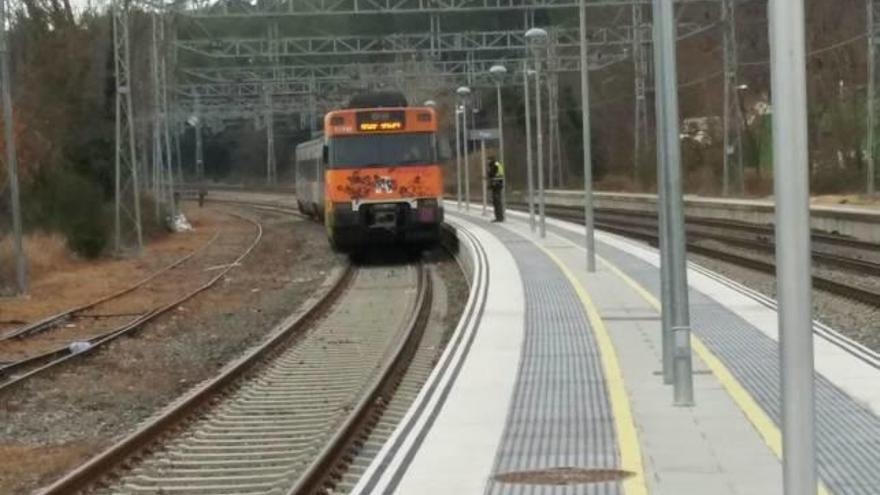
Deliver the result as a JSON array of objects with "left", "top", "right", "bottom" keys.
[{"left": 294, "top": 96, "right": 444, "bottom": 250}]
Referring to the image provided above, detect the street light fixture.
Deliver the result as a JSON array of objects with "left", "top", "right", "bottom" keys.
[
  {"left": 456, "top": 86, "right": 472, "bottom": 210},
  {"left": 489, "top": 64, "right": 507, "bottom": 186},
  {"left": 525, "top": 27, "right": 548, "bottom": 238}
]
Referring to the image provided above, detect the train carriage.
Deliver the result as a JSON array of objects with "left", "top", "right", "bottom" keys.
[{"left": 294, "top": 94, "right": 444, "bottom": 251}]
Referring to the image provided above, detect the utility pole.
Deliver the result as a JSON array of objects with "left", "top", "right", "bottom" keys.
[
  {"left": 0, "top": 0, "right": 26, "bottom": 294},
  {"left": 113, "top": 0, "right": 143, "bottom": 253},
  {"left": 768, "top": 0, "right": 818, "bottom": 492},
  {"left": 579, "top": 0, "right": 596, "bottom": 272},
  {"left": 722, "top": 0, "right": 744, "bottom": 196},
  {"left": 654, "top": 0, "right": 694, "bottom": 405}
]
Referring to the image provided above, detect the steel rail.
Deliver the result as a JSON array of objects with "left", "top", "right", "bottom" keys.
[
  {"left": 287, "top": 264, "right": 433, "bottom": 495},
  {"left": 40, "top": 262, "right": 430, "bottom": 495},
  {"left": 511, "top": 203, "right": 880, "bottom": 307},
  {"left": 0, "top": 230, "right": 220, "bottom": 342},
  {"left": 36, "top": 264, "right": 355, "bottom": 495},
  {"left": 594, "top": 205, "right": 880, "bottom": 251},
  {"left": 0, "top": 210, "right": 264, "bottom": 393},
  {"left": 592, "top": 211, "right": 880, "bottom": 277}
]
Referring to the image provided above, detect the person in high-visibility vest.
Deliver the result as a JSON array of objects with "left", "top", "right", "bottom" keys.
[{"left": 486, "top": 156, "right": 505, "bottom": 222}]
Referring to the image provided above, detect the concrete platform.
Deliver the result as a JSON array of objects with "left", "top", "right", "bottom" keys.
[{"left": 352, "top": 203, "right": 880, "bottom": 495}]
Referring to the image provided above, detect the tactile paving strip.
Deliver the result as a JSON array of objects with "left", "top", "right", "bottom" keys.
[
  {"left": 551, "top": 224, "right": 880, "bottom": 495},
  {"left": 483, "top": 226, "right": 621, "bottom": 495}
]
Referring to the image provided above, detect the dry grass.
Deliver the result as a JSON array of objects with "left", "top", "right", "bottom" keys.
[{"left": 0, "top": 232, "right": 75, "bottom": 292}]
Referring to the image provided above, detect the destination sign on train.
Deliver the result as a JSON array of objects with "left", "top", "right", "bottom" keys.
[{"left": 357, "top": 110, "right": 405, "bottom": 131}]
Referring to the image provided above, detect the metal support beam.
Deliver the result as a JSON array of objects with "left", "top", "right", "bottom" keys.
[
  {"left": 0, "top": 0, "right": 26, "bottom": 293},
  {"left": 181, "top": 0, "right": 668, "bottom": 18},
  {"left": 654, "top": 0, "right": 694, "bottom": 405},
  {"left": 768, "top": 0, "right": 818, "bottom": 493},
  {"left": 113, "top": 0, "right": 143, "bottom": 253}
]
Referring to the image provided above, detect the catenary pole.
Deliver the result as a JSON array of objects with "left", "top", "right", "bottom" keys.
[
  {"left": 768, "top": 0, "right": 818, "bottom": 493},
  {"left": 655, "top": 0, "right": 694, "bottom": 404},
  {"left": 579, "top": 0, "right": 596, "bottom": 272},
  {"left": 0, "top": 0, "right": 26, "bottom": 294},
  {"left": 652, "top": 0, "right": 674, "bottom": 384}
]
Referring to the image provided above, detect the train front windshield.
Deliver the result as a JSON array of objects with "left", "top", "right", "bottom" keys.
[{"left": 328, "top": 133, "right": 436, "bottom": 168}]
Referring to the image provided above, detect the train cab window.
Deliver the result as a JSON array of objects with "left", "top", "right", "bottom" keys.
[{"left": 328, "top": 133, "right": 436, "bottom": 168}]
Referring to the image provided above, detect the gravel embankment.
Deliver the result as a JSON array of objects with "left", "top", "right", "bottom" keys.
[{"left": 0, "top": 206, "right": 345, "bottom": 494}]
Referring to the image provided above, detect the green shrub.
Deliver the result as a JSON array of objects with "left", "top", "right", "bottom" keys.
[{"left": 25, "top": 167, "right": 108, "bottom": 258}]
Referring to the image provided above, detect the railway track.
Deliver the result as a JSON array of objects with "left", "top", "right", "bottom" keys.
[
  {"left": 0, "top": 209, "right": 263, "bottom": 393},
  {"left": 39, "top": 257, "right": 432, "bottom": 495},
  {"left": 513, "top": 203, "right": 880, "bottom": 307},
  {"left": 594, "top": 209, "right": 880, "bottom": 276}
]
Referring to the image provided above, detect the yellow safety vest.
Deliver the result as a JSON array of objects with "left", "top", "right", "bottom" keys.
[{"left": 495, "top": 161, "right": 505, "bottom": 177}]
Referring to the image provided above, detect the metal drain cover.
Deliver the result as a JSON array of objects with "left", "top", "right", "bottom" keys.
[{"left": 494, "top": 467, "right": 633, "bottom": 485}]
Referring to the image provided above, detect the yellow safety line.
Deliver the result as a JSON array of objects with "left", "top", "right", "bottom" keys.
[
  {"left": 535, "top": 245, "right": 648, "bottom": 495},
  {"left": 585, "top": 242, "right": 831, "bottom": 495}
]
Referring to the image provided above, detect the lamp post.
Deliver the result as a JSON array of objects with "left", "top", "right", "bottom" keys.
[
  {"left": 578, "top": 0, "right": 596, "bottom": 272},
  {"left": 490, "top": 65, "right": 508, "bottom": 217},
  {"left": 524, "top": 65, "right": 536, "bottom": 232},
  {"left": 454, "top": 104, "right": 463, "bottom": 209},
  {"left": 457, "top": 86, "right": 472, "bottom": 211},
  {"left": 526, "top": 27, "right": 548, "bottom": 238}
]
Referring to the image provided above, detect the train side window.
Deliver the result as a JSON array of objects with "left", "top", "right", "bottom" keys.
[{"left": 322, "top": 145, "right": 329, "bottom": 165}]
